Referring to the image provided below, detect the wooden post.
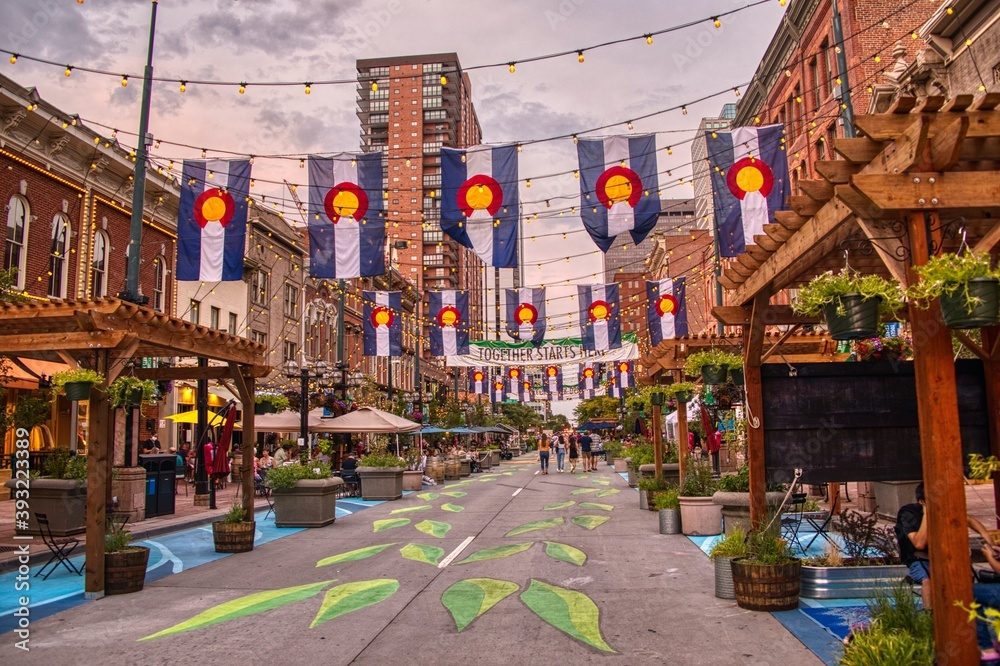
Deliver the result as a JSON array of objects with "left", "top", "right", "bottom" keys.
[
  {"left": 982, "top": 326, "right": 1000, "bottom": 527},
  {"left": 652, "top": 400, "right": 663, "bottom": 483},
  {"left": 744, "top": 292, "right": 769, "bottom": 529},
  {"left": 229, "top": 363, "right": 256, "bottom": 519},
  {"left": 85, "top": 350, "right": 110, "bottom": 597},
  {"left": 906, "top": 211, "right": 977, "bottom": 664},
  {"left": 674, "top": 370, "right": 689, "bottom": 487}
]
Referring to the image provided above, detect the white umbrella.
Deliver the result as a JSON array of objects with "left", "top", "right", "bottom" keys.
[
  {"left": 242, "top": 408, "right": 325, "bottom": 432},
  {"left": 312, "top": 406, "right": 421, "bottom": 434}
]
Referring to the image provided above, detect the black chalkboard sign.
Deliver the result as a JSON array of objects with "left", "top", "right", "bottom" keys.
[{"left": 762, "top": 360, "right": 990, "bottom": 484}]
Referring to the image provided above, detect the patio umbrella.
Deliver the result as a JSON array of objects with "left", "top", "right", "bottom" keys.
[
  {"left": 415, "top": 425, "right": 447, "bottom": 435},
  {"left": 246, "top": 408, "right": 326, "bottom": 432},
  {"left": 446, "top": 426, "right": 476, "bottom": 435},
  {"left": 312, "top": 407, "right": 421, "bottom": 434},
  {"left": 165, "top": 410, "right": 226, "bottom": 426}
]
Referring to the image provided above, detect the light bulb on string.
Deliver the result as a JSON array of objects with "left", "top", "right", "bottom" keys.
[
  {"left": 120, "top": 75, "right": 128, "bottom": 87},
  {"left": 508, "top": 62, "right": 516, "bottom": 74},
  {"left": 179, "top": 80, "right": 187, "bottom": 93},
  {"left": 371, "top": 80, "right": 378, "bottom": 92},
  {"left": 238, "top": 82, "right": 246, "bottom": 94},
  {"left": 681, "top": 106, "right": 688, "bottom": 115},
  {"left": 64, "top": 66, "right": 72, "bottom": 77},
  {"left": 626, "top": 120, "right": 634, "bottom": 131},
  {"left": 440, "top": 74, "right": 447, "bottom": 85},
  {"left": 577, "top": 50, "right": 585, "bottom": 63},
  {"left": 713, "top": 17, "right": 721, "bottom": 28},
  {"left": 8, "top": 54, "right": 17, "bottom": 65},
  {"left": 645, "top": 34, "right": 653, "bottom": 45}
]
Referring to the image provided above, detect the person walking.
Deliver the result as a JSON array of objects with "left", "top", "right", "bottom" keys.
[
  {"left": 537, "top": 434, "right": 551, "bottom": 475},
  {"left": 568, "top": 435, "right": 579, "bottom": 473},
  {"left": 578, "top": 431, "right": 593, "bottom": 471},
  {"left": 554, "top": 432, "right": 566, "bottom": 472}
]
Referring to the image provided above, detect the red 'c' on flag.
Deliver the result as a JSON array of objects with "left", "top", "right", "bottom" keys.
[
  {"left": 595, "top": 165, "right": 642, "bottom": 209},
  {"left": 194, "top": 188, "right": 236, "bottom": 228},
  {"left": 324, "top": 181, "right": 369, "bottom": 223},
  {"left": 457, "top": 174, "right": 503, "bottom": 217},
  {"left": 370, "top": 306, "right": 394, "bottom": 329},
  {"left": 656, "top": 294, "right": 679, "bottom": 317},
  {"left": 726, "top": 156, "right": 774, "bottom": 201},
  {"left": 437, "top": 305, "right": 461, "bottom": 328}
]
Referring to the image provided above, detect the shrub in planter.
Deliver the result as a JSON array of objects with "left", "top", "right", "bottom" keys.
[
  {"left": 6, "top": 449, "right": 87, "bottom": 535},
  {"left": 213, "top": 503, "right": 255, "bottom": 553},
  {"left": 841, "top": 584, "right": 933, "bottom": 666},
  {"left": 793, "top": 270, "right": 904, "bottom": 340},
  {"left": 730, "top": 527, "right": 800, "bottom": 611},
  {"left": 107, "top": 376, "right": 158, "bottom": 409},
  {"left": 654, "top": 487, "right": 681, "bottom": 534},
  {"left": 51, "top": 368, "right": 105, "bottom": 401},
  {"left": 710, "top": 527, "right": 748, "bottom": 599},
  {"left": 268, "top": 462, "right": 340, "bottom": 528},
  {"left": 105, "top": 524, "right": 149, "bottom": 595},
  {"left": 678, "top": 458, "right": 721, "bottom": 536},
  {"left": 908, "top": 251, "right": 1000, "bottom": 329},
  {"left": 638, "top": 476, "right": 673, "bottom": 511},
  {"left": 684, "top": 350, "right": 742, "bottom": 385},
  {"left": 358, "top": 451, "right": 405, "bottom": 501}
]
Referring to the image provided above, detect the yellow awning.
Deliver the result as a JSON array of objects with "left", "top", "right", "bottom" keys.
[{"left": 164, "top": 410, "right": 227, "bottom": 426}]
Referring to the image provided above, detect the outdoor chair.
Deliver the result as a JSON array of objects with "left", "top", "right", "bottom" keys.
[
  {"left": 175, "top": 468, "right": 188, "bottom": 496},
  {"left": 338, "top": 470, "right": 360, "bottom": 498},
  {"left": 779, "top": 492, "right": 809, "bottom": 554},
  {"left": 35, "top": 513, "right": 82, "bottom": 580}
]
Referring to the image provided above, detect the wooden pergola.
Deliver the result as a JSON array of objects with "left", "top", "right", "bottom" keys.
[
  {"left": 0, "top": 297, "right": 269, "bottom": 597},
  {"left": 719, "top": 95, "right": 1000, "bottom": 663}
]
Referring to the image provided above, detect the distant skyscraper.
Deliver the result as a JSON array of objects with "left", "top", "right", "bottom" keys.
[
  {"left": 691, "top": 103, "right": 736, "bottom": 233},
  {"left": 602, "top": 198, "right": 696, "bottom": 283}
]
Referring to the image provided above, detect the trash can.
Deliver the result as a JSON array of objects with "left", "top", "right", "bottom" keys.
[{"left": 139, "top": 454, "right": 177, "bottom": 518}]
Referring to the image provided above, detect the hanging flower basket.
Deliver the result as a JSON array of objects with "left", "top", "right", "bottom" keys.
[
  {"left": 51, "top": 368, "right": 105, "bottom": 402},
  {"left": 729, "top": 368, "right": 744, "bottom": 385},
  {"left": 64, "top": 382, "right": 94, "bottom": 402},
  {"left": 700, "top": 365, "right": 728, "bottom": 385},
  {"left": 822, "top": 295, "right": 881, "bottom": 340},
  {"left": 938, "top": 278, "right": 1000, "bottom": 329}
]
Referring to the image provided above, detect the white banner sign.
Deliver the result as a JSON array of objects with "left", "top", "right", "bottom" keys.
[{"left": 446, "top": 338, "right": 639, "bottom": 368}]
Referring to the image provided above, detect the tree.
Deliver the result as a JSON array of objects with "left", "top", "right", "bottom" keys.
[
  {"left": 544, "top": 414, "right": 570, "bottom": 432},
  {"left": 574, "top": 396, "right": 619, "bottom": 424},
  {"left": 500, "top": 402, "right": 542, "bottom": 434}
]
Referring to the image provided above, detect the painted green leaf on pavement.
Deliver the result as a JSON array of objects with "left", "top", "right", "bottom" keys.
[
  {"left": 544, "top": 501, "right": 576, "bottom": 511},
  {"left": 414, "top": 519, "right": 452, "bottom": 538},
  {"left": 441, "top": 490, "right": 467, "bottom": 498},
  {"left": 590, "top": 478, "right": 610, "bottom": 486},
  {"left": 456, "top": 542, "right": 533, "bottom": 565},
  {"left": 505, "top": 516, "right": 564, "bottom": 537},
  {"left": 570, "top": 488, "right": 598, "bottom": 496},
  {"left": 390, "top": 505, "right": 432, "bottom": 515},
  {"left": 571, "top": 515, "right": 610, "bottom": 530},
  {"left": 417, "top": 492, "right": 440, "bottom": 501},
  {"left": 140, "top": 580, "right": 332, "bottom": 641},
  {"left": 316, "top": 543, "right": 396, "bottom": 568},
  {"left": 310, "top": 579, "right": 399, "bottom": 628},
  {"left": 595, "top": 489, "right": 620, "bottom": 497},
  {"left": 373, "top": 518, "right": 411, "bottom": 533},
  {"left": 544, "top": 541, "right": 587, "bottom": 566},
  {"left": 400, "top": 543, "right": 444, "bottom": 566},
  {"left": 519, "top": 579, "right": 615, "bottom": 653},
  {"left": 578, "top": 502, "right": 614, "bottom": 512},
  {"left": 501, "top": 472, "right": 514, "bottom": 476},
  {"left": 441, "top": 503, "right": 464, "bottom": 513},
  {"left": 442, "top": 578, "right": 519, "bottom": 632}
]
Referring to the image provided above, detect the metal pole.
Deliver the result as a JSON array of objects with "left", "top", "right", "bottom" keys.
[
  {"left": 337, "top": 279, "right": 346, "bottom": 365},
  {"left": 387, "top": 357, "right": 393, "bottom": 405},
  {"left": 123, "top": 0, "right": 158, "bottom": 303},
  {"left": 300, "top": 367, "right": 309, "bottom": 455},
  {"left": 831, "top": 0, "right": 856, "bottom": 138}
]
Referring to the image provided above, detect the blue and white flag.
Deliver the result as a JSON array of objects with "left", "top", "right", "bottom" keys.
[
  {"left": 708, "top": 124, "right": 789, "bottom": 256},
  {"left": 505, "top": 287, "right": 546, "bottom": 345},
  {"left": 441, "top": 144, "right": 518, "bottom": 268},
  {"left": 647, "top": 278, "right": 689, "bottom": 345},
  {"left": 608, "top": 375, "right": 622, "bottom": 399},
  {"left": 579, "top": 362, "right": 600, "bottom": 399},
  {"left": 577, "top": 135, "right": 660, "bottom": 252},
  {"left": 578, "top": 284, "right": 621, "bottom": 351},
  {"left": 428, "top": 290, "right": 470, "bottom": 356},
  {"left": 469, "top": 368, "right": 487, "bottom": 395},
  {"left": 363, "top": 291, "right": 402, "bottom": 357},
  {"left": 506, "top": 367, "right": 525, "bottom": 397},
  {"left": 491, "top": 377, "right": 506, "bottom": 404},
  {"left": 519, "top": 377, "right": 534, "bottom": 403},
  {"left": 544, "top": 365, "right": 563, "bottom": 400},
  {"left": 177, "top": 159, "right": 250, "bottom": 281},
  {"left": 614, "top": 361, "right": 634, "bottom": 390},
  {"left": 308, "top": 153, "right": 385, "bottom": 278}
]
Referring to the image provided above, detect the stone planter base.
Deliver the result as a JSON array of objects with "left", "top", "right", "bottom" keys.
[
  {"left": 678, "top": 496, "right": 722, "bottom": 536},
  {"left": 800, "top": 562, "right": 908, "bottom": 599},
  {"left": 613, "top": 458, "right": 628, "bottom": 472},
  {"left": 4, "top": 478, "right": 86, "bottom": 536},
  {"left": 111, "top": 467, "right": 146, "bottom": 524},
  {"left": 639, "top": 463, "right": 679, "bottom": 487},
  {"left": 358, "top": 467, "right": 404, "bottom": 501},
  {"left": 272, "top": 478, "right": 343, "bottom": 528},
  {"left": 873, "top": 481, "right": 921, "bottom": 521},
  {"left": 713, "top": 491, "right": 788, "bottom": 536},
  {"left": 402, "top": 470, "right": 423, "bottom": 491}
]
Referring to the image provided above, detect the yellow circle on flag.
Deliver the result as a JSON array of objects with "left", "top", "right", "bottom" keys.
[
  {"left": 374, "top": 310, "right": 391, "bottom": 326},
  {"left": 604, "top": 174, "right": 633, "bottom": 204},
  {"left": 201, "top": 195, "right": 227, "bottom": 222},
  {"left": 466, "top": 184, "right": 494, "bottom": 210},
  {"left": 440, "top": 309, "right": 458, "bottom": 326},
  {"left": 735, "top": 165, "right": 765, "bottom": 194},
  {"left": 591, "top": 303, "right": 608, "bottom": 320},
  {"left": 332, "top": 190, "right": 360, "bottom": 218}
]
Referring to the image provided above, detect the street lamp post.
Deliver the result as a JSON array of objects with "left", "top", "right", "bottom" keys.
[{"left": 284, "top": 359, "right": 329, "bottom": 459}]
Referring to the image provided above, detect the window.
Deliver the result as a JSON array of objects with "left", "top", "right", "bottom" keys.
[
  {"left": 210, "top": 306, "right": 221, "bottom": 329},
  {"left": 424, "top": 254, "right": 444, "bottom": 266},
  {"left": 250, "top": 330, "right": 266, "bottom": 346},
  {"left": 822, "top": 39, "right": 835, "bottom": 98},
  {"left": 816, "top": 139, "right": 826, "bottom": 161},
  {"left": 283, "top": 341, "right": 297, "bottom": 364},
  {"left": 189, "top": 299, "right": 201, "bottom": 324},
  {"left": 808, "top": 58, "right": 820, "bottom": 109},
  {"left": 91, "top": 231, "right": 109, "bottom": 298},
  {"left": 283, "top": 283, "right": 299, "bottom": 319},
  {"left": 48, "top": 214, "right": 70, "bottom": 298},
  {"left": 228, "top": 312, "right": 238, "bottom": 335},
  {"left": 5, "top": 195, "right": 29, "bottom": 289},
  {"left": 251, "top": 269, "right": 269, "bottom": 306},
  {"left": 424, "top": 109, "right": 446, "bottom": 122},
  {"left": 152, "top": 255, "right": 166, "bottom": 311}
]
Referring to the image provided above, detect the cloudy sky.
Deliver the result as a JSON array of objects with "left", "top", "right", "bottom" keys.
[{"left": 0, "top": 0, "right": 785, "bottom": 416}]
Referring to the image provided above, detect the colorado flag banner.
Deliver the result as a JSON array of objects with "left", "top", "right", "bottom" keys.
[
  {"left": 544, "top": 365, "right": 563, "bottom": 400},
  {"left": 506, "top": 287, "right": 546, "bottom": 345},
  {"left": 519, "top": 378, "right": 534, "bottom": 403},
  {"left": 615, "top": 361, "right": 633, "bottom": 390},
  {"left": 577, "top": 135, "right": 661, "bottom": 252},
  {"left": 608, "top": 375, "right": 622, "bottom": 399},
  {"left": 647, "top": 278, "right": 689, "bottom": 345},
  {"left": 491, "top": 378, "right": 506, "bottom": 404},
  {"left": 177, "top": 159, "right": 250, "bottom": 281},
  {"left": 469, "top": 368, "right": 488, "bottom": 395},
  {"left": 709, "top": 124, "right": 789, "bottom": 256},
  {"left": 441, "top": 144, "right": 519, "bottom": 268},
  {"left": 579, "top": 363, "right": 600, "bottom": 399},
  {"left": 308, "top": 153, "right": 385, "bottom": 278},
  {"left": 428, "top": 290, "right": 470, "bottom": 356},
  {"left": 506, "top": 367, "right": 525, "bottom": 396},
  {"left": 363, "top": 291, "right": 402, "bottom": 357},
  {"left": 578, "top": 284, "right": 621, "bottom": 351}
]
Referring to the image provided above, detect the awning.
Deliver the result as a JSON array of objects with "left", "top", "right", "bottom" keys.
[
  {"left": 0, "top": 357, "right": 70, "bottom": 390},
  {"left": 165, "top": 410, "right": 227, "bottom": 426},
  {"left": 313, "top": 407, "right": 421, "bottom": 434}
]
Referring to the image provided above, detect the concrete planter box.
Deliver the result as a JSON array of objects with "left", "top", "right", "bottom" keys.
[
  {"left": 625, "top": 460, "right": 637, "bottom": 487},
  {"left": 678, "top": 496, "right": 722, "bottom": 536},
  {"left": 873, "top": 481, "right": 921, "bottom": 521},
  {"left": 800, "top": 562, "right": 908, "bottom": 599},
  {"left": 712, "top": 491, "right": 788, "bottom": 535},
  {"left": 639, "top": 489, "right": 649, "bottom": 511},
  {"left": 272, "top": 477, "right": 343, "bottom": 528},
  {"left": 402, "top": 470, "right": 423, "bottom": 491},
  {"left": 613, "top": 458, "right": 628, "bottom": 472},
  {"left": 639, "top": 463, "right": 680, "bottom": 487},
  {"left": 358, "top": 467, "right": 404, "bottom": 501},
  {"left": 5, "top": 478, "right": 86, "bottom": 536},
  {"left": 491, "top": 450, "right": 501, "bottom": 467}
]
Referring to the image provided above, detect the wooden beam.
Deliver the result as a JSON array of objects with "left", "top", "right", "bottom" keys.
[
  {"left": 887, "top": 96, "right": 918, "bottom": 114},
  {"left": 0, "top": 330, "right": 127, "bottom": 354},
  {"left": 971, "top": 92, "right": 1000, "bottom": 111},
  {"left": 974, "top": 222, "right": 1000, "bottom": 253},
  {"left": 106, "top": 335, "right": 139, "bottom": 385},
  {"left": 745, "top": 244, "right": 771, "bottom": 263},
  {"left": 788, "top": 195, "right": 823, "bottom": 217},
  {"left": 674, "top": 369, "right": 689, "bottom": 488},
  {"left": 774, "top": 210, "right": 808, "bottom": 231},
  {"left": 798, "top": 178, "right": 835, "bottom": 202},
  {"left": 874, "top": 114, "right": 929, "bottom": 173},
  {"left": 930, "top": 115, "right": 970, "bottom": 171},
  {"left": 753, "top": 234, "right": 780, "bottom": 252},
  {"left": 764, "top": 223, "right": 792, "bottom": 242},
  {"left": 711, "top": 305, "right": 819, "bottom": 326},
  {"left": 939, "top": 94, "right": 973, "bottom": 112},
  {"left": 911, "top": 95, "right": 946, "bottom": 114},
  {"left": 737, "top": 253, "right": 761, "bottom": 272},
  {"left": 55, "top": 351, "right": 80, "bottom": 369},
  {"left": 814, "top": 159, "right": 860, "bottom": 184},
  {"left": 906, "top": 210, "right": 977, "bottom": 662},
  {"left": 834, "top": 137, "right": 884, "bottom": 163},
  {"left": 744, "top": 291, "right": 769, "bottom": 528},
  {"left": 760, "top": 325, "right": 800, "bottom": 363},
  {"left": 85, "top": 350, "right": 110, "bottom": 598},
  {"left": 718, "top": 271, "right": 742, "bottom": 290},
  {"left": 855, "top": 109, "right": 1000, "bottom": 141},
  {"left": 228, "top": 363, "right": 256, "bottom": 519},
  {"left": 836, "top": 184, "right": 886, "bottom": 221},
  {"left": 850, "top": 171, "right": 1000, "bottom": 211},
  {"left": 954, "top": 330, "right": 989, "bottom": 361}
]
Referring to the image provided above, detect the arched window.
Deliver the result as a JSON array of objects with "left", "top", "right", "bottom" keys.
[
  {"left": 152, "top": 255, "right": 167, "bottom": 312},
  {"left": 91, "top": 231, "right": 109, "bottom": 298},
  {"left": 48, "top": 214, "right": 70, "bottom": 298},
  {"left": 5, "top": 196, "right": 29, "bottom": 289}
]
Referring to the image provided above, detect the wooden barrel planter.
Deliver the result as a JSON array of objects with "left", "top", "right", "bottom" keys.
[
  {"left": 939, "top": 278, "right": 1000, "bottom": 329},
  {"left": 212, "top": 521, "right": 255, "bottom": 553},
  {"left": 445, "top": 460, "right": 460, "bottom": 480},
  {"left": 426, "top": 462, "right": 445, "bottom": 484},
  {"left": 105, "top": 546, "right": 150, "bottom": 595},
  {"left": 822, "top": 295, "right": 880, "bottom": 340},
  {"left": 730, "top": 558, "right": 801, "bottom": 611}
]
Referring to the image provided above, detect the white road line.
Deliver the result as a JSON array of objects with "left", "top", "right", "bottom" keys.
[
  {"left": 438, "top": 536, "right": 475, "bottom": 569},
  {"left": 511, "top": 488, "right": 523, "bottom": 497}
]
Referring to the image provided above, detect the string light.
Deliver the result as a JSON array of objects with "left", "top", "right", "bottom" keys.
[
  {"left": 577, "top": 50, "right": 585, "bottom": 63},
  {"left": 626, "top": 121, "right": 634, "bottom": 131},
  {"left": 371, "top": 80, "right": 378, "bottom": 92},
  {"left": 304, "top": 82, "right": 312, "bottom": 94},
  {"left": 201, "top": 148, "right": 207, "bottom": 158},
  {"left": 238, "top": 82, "right": 247, "bottom": 94},
  {"left": 508, "top": 62, "right": 516, "bottom": 74},
  {"left": 9, "top": 54, "right": 17, "bottom": 65},
  {"left": 299, "top": 158, "right": 305, "bottom": 168},
  {"left": 179, "top": 80, "right": 187, "bottom": 93},
  {"left": 713, "top": 17, "right": 721, "bottom": 28},
  {"left": 645, "top": 34, "right": 653, "bottom": 45},
  {"left": 681, "top": 106, "right": 688, "bottom": 115},
  {"left": 440, "top": 74, "right": 447, "bottom": 85},
  {"left": 64, "top": 66, "right": 72, "bottom": 77},
  {"left": 120, "top": 74, "right": 128, "bottom": 87}
]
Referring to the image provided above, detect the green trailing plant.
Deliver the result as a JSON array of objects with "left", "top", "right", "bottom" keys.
[
  {"left": 107, "top": 376, "right": 157, "bottom": 408},
  {"left": 717, "top": 466, "right": 750, "bottom": 492},
  {"left": 13, "top": 394, "right": 51, "bottom": 430},
  {"left": 652, "top": 487, "right": 680, "bottom": 510},
  {"left": 709, "top": 527, "right": 749, "bottom": 560},
  {"left": 316, "top": 438, "right": 336, "bottom": 457},
  {"left": 679, "top": 457, "right": 717, "bottom": 497},
  {"left": 841, "top": 584, "right": 934, "bottom": 666},
  {"left": 359, "top": 452, "right": 404, "bottom": 468},
  {"left": 968, "top": 453, "right": 1000, "bottom": 481},
  {"left": 638, "top": 477, "right": 673, "bottom": 492},
  {"left": 683, "top": 350, "right": 742, "bottom": 378},
  {"left": 221, "top": 504, "right": 248, "bottom": 524},
  {"left": 42, "top": 449, "right": 87, "bottom": 481},
  {"left": 664, "top": 381, "right": 698, "bottom": 400},
  {"left": 908, "top": 251, "right": 1000, "bottom": 308},
  {"left": 50, "top": 368, "right": 105, "bottom": 394},
  {"left": 255, "top": 393, "right": 290, "bottom": 412},
  {"left": 792, "top": 270, "right": 905, "bottom": 318},
  {"left": 265, "top": 462, "right": 331, "bottom": 490}
]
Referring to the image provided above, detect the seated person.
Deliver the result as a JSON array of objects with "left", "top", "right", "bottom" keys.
[{"left": 341, "top": 453, "right": 358, "bottom": 472}]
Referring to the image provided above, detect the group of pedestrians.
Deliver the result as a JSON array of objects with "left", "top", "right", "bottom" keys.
[{"left": 537, "top": 430, "right": 597, "bottom": 475}]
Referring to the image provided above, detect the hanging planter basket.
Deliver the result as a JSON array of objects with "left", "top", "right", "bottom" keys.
[
  {"left": 64, "top": 381, "right": 94, "bottom": 402},
  {"left": 939, "top": 278, "right": 1000, "bottom": 329},
  {"left": 729, "top": 368, "right": 744, "bottom": 385},
  {"left": 127, "top": 388, "right": 145, "bottom": 407},
  {"left": 701, "top": 365, "right": 728, "bottom": 385},
  {"left": 674, "top": 390, "right": 694, "bottom": 403},
  {"left": 254, "top": 404, "right": 267, "bottom": 415},
  {"left": 822, "top": 294, "right": 881, "bottom": 340}
]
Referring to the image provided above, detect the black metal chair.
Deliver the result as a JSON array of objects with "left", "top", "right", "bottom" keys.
[
  {"left": 779, "top": 492, "right": 809, "bottom": 554},
  {"left": 338, "top": 470, "right": 360, "bottom": 498},
  {"left": 35, "top": 513, "right": 82, "bottom": 580}
]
